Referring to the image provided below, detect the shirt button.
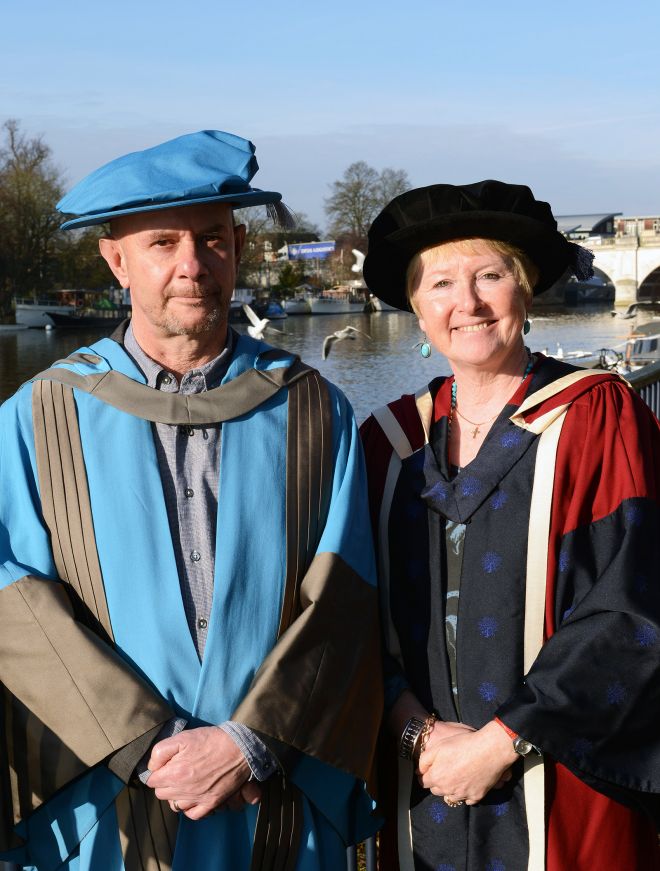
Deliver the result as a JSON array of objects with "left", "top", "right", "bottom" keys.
[
  {"left": 190, "top": 550, "right": 201, "bottom": 562},
  {"left": 184, "top": 488, "right": 194, "bottom": 498},
  {"left": 161, "top": 374, "right": 172, "bottom": 385},
  {"left": 197, "top": 618, "right": 208, "bottom": 630}
]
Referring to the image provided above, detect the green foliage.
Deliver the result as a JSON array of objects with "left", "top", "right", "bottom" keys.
[
  {"left": 0, "top": 120, "right": 125, "bottom": 321},
  {"left": 274, "top": 262, "right": 306, "bottom": 296},
  {"left": 54, "top": 225, "right": 113, "bottom": 290},
  {"left": 0, "top": 120, "right": 64, "bottom": 317}
]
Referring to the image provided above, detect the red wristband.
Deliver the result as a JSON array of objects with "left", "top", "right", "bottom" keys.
[{"left": 494, "top": 717, "right": 518, "bottom": 740}]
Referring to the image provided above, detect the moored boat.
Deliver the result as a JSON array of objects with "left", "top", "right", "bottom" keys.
[
  {"left": 46, "top": 305, "right": 132, "bottom": 328},
  {"left": 308, "top": 287, "right": 367, "bottom": 315},
  {"left": 282, "top": 297, "right": 311, "bottom": 315},
  {"left": 254, "top": 299, "right": 287, "bottom": 320},
  {"left": 15, "top": 296, "right": 77, "bottom": 327},
  {"left": 364, "top": 295, "right": 398, "bottom": 313},
  {"left": 16, "top": 288, "right": 129, "bottom": 328}
]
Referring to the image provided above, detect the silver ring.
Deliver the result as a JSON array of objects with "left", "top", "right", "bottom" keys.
[
  {"left": 443, "top": 797, "right": 465, "bottom": 808},
  {"left": 172, "top": 800, "right": 180, "bottom": 812}
]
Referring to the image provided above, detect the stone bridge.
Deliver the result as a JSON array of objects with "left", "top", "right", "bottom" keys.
[{"left": 563, "top": 215, "right": 660, "bottom": 306}]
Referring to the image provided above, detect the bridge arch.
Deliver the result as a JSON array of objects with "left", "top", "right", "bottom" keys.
[{"left": 638, "top": 265, "right": 660, "bottom": 300}]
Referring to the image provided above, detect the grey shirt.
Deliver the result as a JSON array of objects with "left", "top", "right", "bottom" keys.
[{"left": 123, "top": 324, "right": 275, "bottom": 781}]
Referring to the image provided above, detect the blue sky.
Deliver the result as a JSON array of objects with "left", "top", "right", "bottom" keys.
[{"left": 3, "top": 0, "right": 660, "bottom": 230}]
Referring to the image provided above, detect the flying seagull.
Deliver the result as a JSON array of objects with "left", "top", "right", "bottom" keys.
[
  {"left": 322, "top": 325, "right": 372, "bottom": 360},
  {"left": 611, "top": 300, "right": 660, "bottom": 319},
  {"left": 242, "top": 303, "right": 283, "bottom": 340}
]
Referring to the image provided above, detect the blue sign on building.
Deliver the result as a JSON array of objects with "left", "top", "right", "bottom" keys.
[{"left": 287, "top": 241, "right": 336, "bottom": 260}]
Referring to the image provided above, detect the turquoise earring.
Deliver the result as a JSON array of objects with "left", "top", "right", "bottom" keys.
[
  {"left": 523, "top": 318, "right": 531, "bottom": 336},
  {"left": 420, "top": 337, "right": 432, "bottom": 358}
]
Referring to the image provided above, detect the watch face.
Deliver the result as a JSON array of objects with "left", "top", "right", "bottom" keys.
[{"left": 513, "top": 737, "right": 533, "bottom": 756}]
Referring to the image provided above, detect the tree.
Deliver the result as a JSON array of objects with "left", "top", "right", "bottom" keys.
[
  {"left": 235, "top": 206, "right": 322, "bottom": 289},
  {"left": 324, "top": 161, "right": 379, "bottom": 243},
  {"left": 274, "top": 261, "right": 306, "bottom": 297},
  {"left": 0, "top": 120, "right": 64, "bottom": 318},
  {"left": 235, "top": 206, "right": 273, "bottom": 288},
  {"left": 324, "top": 162, "right": 411, "bottom": 247},
  {"left": 55, "top": 225, "right": 113, "bottom": 290},
  {"left": 378, "top": 167, "right": 411, "bottom": 209}
]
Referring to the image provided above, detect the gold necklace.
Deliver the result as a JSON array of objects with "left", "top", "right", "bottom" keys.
[
  {"left": 452, "top": 350, "right": 535, "bottom": 439},
  {"left": 454, "top": 407, "right": 499, "bottom": 439}
]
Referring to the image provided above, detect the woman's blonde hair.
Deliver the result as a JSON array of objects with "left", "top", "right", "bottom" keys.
[{"left": 405, "top": 238, "right": 539, "bottom": 314}]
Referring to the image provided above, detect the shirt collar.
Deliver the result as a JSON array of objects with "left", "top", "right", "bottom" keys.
[{"left": 123, "top": 321, "right": 236, "bottom": 393}]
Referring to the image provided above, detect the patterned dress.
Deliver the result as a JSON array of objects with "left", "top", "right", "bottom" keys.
[{"left": 361, "top": 355, "right": 660, "bottom": 871}]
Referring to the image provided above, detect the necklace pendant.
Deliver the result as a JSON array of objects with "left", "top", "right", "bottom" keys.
[{"left": 471, "top": 426, "right": 480, "bottom": 439}]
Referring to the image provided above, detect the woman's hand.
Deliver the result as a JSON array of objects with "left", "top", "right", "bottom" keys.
[
  {"left": 420, "top": 719, "right": 475, "bottom": 759},
  {"left": 418, "top": 720, "right": 517, "bottom": 805}
]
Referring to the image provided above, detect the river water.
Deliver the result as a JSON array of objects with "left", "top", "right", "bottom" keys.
[{"left": 0, "top": 307, "right": 634, "bottom": 423}]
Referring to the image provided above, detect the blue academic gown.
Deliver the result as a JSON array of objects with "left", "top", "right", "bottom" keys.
[{"left": 0, "top": 333, "right": 380, "bottom": 870}]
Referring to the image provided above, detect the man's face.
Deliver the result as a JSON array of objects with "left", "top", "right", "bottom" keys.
[{"left": 100, "top": 202, "right": 245, "bottom": 341}]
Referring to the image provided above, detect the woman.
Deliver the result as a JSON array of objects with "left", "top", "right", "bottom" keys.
[{"left": 360, "top": 181, "right": 660, "bottom": 871}]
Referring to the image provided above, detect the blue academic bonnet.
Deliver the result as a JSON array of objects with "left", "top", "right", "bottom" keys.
[{"left": 57, "top": 130, "right": 284, "bottom": 230}]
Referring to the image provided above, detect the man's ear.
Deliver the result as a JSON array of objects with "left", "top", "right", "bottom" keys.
[
  {"left": 99, "top": 237, "right": 130, "bottom": 288},
  {"left": 233, "top": 223, "right": 247, "bottom": 266}
]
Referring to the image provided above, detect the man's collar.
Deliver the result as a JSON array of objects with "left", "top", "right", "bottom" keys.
[{"left": 121, "top": 321, "right": 235, "bottom": 391}]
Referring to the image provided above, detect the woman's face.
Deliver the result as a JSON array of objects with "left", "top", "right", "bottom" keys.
[{"left": 412, "top": 241, "right": 528, "bottom": 372}]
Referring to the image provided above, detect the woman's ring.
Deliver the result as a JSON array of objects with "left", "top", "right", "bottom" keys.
[
  {"left": 444, "top": 797, "right": 465, "bottom": 808},
  {"left": 172, "top": 800, "right": 180, "bottom": 812}
]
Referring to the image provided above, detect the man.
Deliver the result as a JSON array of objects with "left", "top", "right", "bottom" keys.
[{"left": 0, "top": 130, "right": 381, "bottom": 870}]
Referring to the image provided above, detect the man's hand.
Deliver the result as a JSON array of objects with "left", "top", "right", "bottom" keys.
[
  {"left": 145, "top": 726, "right": 253, "bottom": 819},
  {"left": 223, "top": 781, "right": 263, "bottom": 812},
  {"left": 418, "top": 720, "right": 517, "bottom": 806}
]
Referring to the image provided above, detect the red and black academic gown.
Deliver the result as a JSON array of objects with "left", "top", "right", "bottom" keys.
[{"left": 361, "top": 355, "right": 660, "bottom": 871}]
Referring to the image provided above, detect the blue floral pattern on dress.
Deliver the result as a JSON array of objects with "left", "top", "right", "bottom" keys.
[
  {"left": 478, "top": 616, "right": 499, "bottom": 638},
  {"left": 427, "top": 480, "right": 450, "bottom": 502},
  {"left": 481, "top": 552, "right": 503, "bottom": 573},
  {"left": 558, "top": 550, "right": 570, "bottom": 572},
  {"left": 428, "top": 800, "right": 449, "bottom": 824},
  {"left": 571, "top": 737, "right": 593, "bottom": 761},
  {"left": 460, "top": 474, "right": 482, "bottom": 497},
  {"left": 479, "top": 681, "right": 498, "bottom": 702},
  {"left": 486, "top": 860, "right": 506, "bottom": 871},
  {"left": 634, "top": 623, "right": 657, "bottom": 647},
  {"left": 606, "top": 682, "right": 626, "bottom": 705},
  {"left": 500, "top": 430, "right": 522, "bottom": 448},
  {"left": 490, "top": 490, "right": 508, "bottom": 510},
  {"left": 492, "top": 801, "right": 510, "bottom": 818},
  {"left": 624, "top": 504, "right": 643, "bottom": 527}
]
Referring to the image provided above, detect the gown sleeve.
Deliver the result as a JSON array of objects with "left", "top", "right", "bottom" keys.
[
  {"left": 495, "top": 380, "right": 660, "bottom": 818},
  {"left": 0, "top": 386, "right": 174, "bottom": 853}
]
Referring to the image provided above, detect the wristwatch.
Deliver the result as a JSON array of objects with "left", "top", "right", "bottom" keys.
[
  {"left": 399, "top": 717, "right": 425, "bottom": 760},
  {"left": 513, "top": 736, "right": 542, "bottom": 757},
  {"left": 495, "top": 717, "right": 542, "bottom": 757}
]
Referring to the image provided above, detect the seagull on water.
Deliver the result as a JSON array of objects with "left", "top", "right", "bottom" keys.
[
  {"left": 322, "top": 325, "right": 372, "bottom": 360},
  {"left": 242, "top": 303, "right": 283, "bottom": 340}
]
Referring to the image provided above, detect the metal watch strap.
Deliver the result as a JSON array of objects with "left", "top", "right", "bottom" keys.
[{"left": 399, "top": 717, "right": 425, "bottom": 760}]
